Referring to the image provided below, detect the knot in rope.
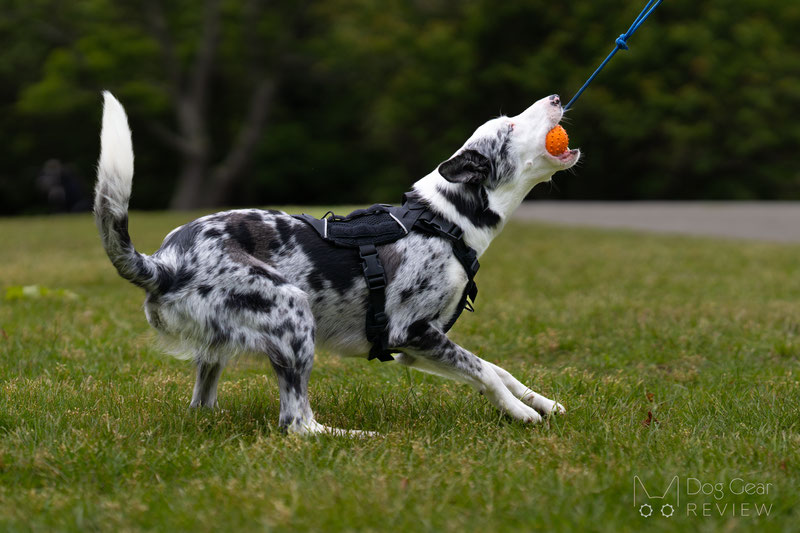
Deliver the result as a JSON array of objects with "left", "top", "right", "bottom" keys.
[{"left": 564, "top": 0, "right": 664, "bottom": 110}]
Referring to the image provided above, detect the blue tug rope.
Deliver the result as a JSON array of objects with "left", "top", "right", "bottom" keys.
[{"left": 564, "top": 0, "right": 664, "bottom": 110}]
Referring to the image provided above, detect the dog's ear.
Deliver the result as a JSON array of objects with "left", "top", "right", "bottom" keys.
[{"left": 438, "top": 149, "right": 493, "bottom": 186}]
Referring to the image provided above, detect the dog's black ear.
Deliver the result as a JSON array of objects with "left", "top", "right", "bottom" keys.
[{"left": 438, "top": 149, "right": 493, "bottom": 186}]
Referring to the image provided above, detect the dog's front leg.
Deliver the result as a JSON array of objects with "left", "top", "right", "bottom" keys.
[
  {"left": 485, "top": 361, "right": 565, "bottom": 416},
  {"left": 395, "top": 322, "right": 543, "bottom": 423}
]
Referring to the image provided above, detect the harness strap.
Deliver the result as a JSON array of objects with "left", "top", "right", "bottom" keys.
[
  {"left": 399, "top": 197, "right": 480, "bottom": 332},
  {"left": 294, "top": 213, "right": 327, "bottom": 238},
  {"left": 358, "top": 244, "right": 394, "bottom": 361}
]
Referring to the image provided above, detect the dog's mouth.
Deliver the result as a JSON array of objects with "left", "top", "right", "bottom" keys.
[
  {"left": 545, "top": 121, "right": 580, "bottom": 166},
  {"left": 552, "top": 148, "right": 580, "bottom": 163}
]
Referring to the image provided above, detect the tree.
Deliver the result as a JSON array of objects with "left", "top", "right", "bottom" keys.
[
  {"left": 16, "top": 0, "right": 304, "bottom": 209},
  {"left": 142, "top": 0, "right": 276, "bottom": 209},
  {"left": 4, "top": 0, "right": 800, "bottom": 215}
]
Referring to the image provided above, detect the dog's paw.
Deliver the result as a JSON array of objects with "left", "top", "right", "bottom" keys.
[
  {"left": 188, "top": 400, "right": 217, "bottom": 409},
  {"left": 288, "top": 419, "right": 380, "bottom": 437},
  {"left": 525, "top": 410, "right": 545, "bottom": 424},
  {"left": 522, "top": 394, "right": 565, "bottom": 417},
  {"left": 508, "top": 404, "right": 544, "bottom": 424}
]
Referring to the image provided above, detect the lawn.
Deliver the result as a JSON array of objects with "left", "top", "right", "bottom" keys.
[{"left": 0, "top": 209, "right": 798, "bottom": 532}]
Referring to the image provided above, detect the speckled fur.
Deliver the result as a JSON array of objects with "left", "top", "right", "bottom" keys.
[{"left": 94, "top": 92, "right": 580, "bottom": 434}]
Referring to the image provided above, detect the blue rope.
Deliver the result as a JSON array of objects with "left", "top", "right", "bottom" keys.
[{"left": 563, "top": 0, "right": 664, "bottom": 110}]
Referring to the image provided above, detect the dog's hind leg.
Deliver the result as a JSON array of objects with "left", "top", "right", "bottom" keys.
[
  {"left": 265, "top": 321, "right": 316, "bottom": 434},
  {"left": 190, "top": 359, "right": 224, "bottom": 409},
  {"left": 395, "top": 322, "right": 544, "bottom": 423},
  {"left": 484, "top": 361, "right": 565, "bottom": 416},
  {"left": 256, "top": 287, "right": 374, "bottom": 437}
]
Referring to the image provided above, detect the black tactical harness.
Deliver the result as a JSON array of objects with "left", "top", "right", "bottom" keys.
[{"left": 293, "top": 195, "right": 479, "bottom": 362}]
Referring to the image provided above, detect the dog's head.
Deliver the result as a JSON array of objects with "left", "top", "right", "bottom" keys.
[
  {"left": 438, "top": 94, "right": 579, "bottom": 193},
  {"left": 412, "top": 94, "right": 580, "bottom": 254}
]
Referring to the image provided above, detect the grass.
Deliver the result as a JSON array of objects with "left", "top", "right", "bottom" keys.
[{"left": 0, "top": 208, "right": 798, "bottom": 532}]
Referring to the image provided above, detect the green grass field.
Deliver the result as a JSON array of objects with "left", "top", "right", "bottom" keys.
[{"left": 1, "top": 210, "right": 798, "bottom": 532}]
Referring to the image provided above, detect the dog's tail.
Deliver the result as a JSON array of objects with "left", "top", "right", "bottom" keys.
[{"left": 94, "top": 91, "right": 166, "bottom": 293}]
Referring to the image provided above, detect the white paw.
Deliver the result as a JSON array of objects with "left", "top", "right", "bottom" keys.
[
  {"left": 289, "top": 420, "right": 379, "bottom": 437},
  {"left": 508, "top": 403, "right": 544, "bottom": 424},
  {"left": 521, "top": 393, "right": 566, "bottom": 417}
]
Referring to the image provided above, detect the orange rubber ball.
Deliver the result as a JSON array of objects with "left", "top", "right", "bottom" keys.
[{"left": 545, "top": 125, "right": 569, "bottom": 156}]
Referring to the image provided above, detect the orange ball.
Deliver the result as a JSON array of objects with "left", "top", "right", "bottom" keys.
[{"left": 545, "top": 125, "right": 569, "bottom": 156}]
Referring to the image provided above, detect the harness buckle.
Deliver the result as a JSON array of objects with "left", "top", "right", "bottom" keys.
[
  {"left": 429, "top": 216, "right": 463, "bottom": 240},
  {"left": 359, "top": 244, "right": 387, "bottom": 290},
  {"left": 365, "top": 273, "right": 386, "bottom": 290}
]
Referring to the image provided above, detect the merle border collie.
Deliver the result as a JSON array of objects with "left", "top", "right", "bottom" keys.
[{"left": 94, "top": 92, "right": 579, "bottom": 435}]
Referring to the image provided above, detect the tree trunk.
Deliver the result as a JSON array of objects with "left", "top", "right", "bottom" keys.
[
  {"left": 169, "top": 155, "right": 208, "bottom": 210},
  {"left": 146, "top": 0, "right": 277, "bottom": 210}
]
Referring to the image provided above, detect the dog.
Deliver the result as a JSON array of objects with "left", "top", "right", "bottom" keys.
[{"left": 94, "top": 91, "right": 579, "bottom": 434}]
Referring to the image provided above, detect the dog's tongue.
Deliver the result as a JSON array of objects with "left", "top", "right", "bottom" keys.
[{"left": 545, "top": 125, "right": 569, "bottom": 156}]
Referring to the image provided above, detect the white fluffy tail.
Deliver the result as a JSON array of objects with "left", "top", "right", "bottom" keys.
[
  {"left": 94, "top": 92, "right": 167, "bottom": 293},
  {"left": 96, "top": 91, "right": 134, "bottom": 219}
]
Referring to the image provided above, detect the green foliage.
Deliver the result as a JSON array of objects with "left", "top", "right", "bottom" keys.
[
  {"left": 1, "top": 0, "right": 800, "bottom": 214},
  {"left": 1, "top": 211, "right": 799, "bottom": 530}
]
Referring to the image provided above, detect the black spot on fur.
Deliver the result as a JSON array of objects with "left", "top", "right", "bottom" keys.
[
  {"left": 400, "top": 288, "right": 414, "bottom": 302},
  {"left": 223, "top": 213, "right": 282, "bottom": 262},
  {"left": 112, "top": 215, "right": 132, "bottom": 247},
  {"left": 225, "top": 291, "right": 274, "bottom": 313},
  {"left": 269, "top": 319, "right": 292, "bottom": 337},
  {"left": 278, "top": 414, "right": 297, "bottom": 432},
  {"left": 204, "top": 228, "right": 223, "bottom": 239},
  {"left": 197, "top": 285, "right": 213, "bottom": 297},
  {"left": 290, "top": 336, "right": 305, "bottom": 356},
  {"left": 154, "top": 264, "right": 194, "bottom": 294},
  {"left": 290, "top": 223, "right": 361, "bottom": 294},
  {"left": 170, "top": 265, "right": 195, "bottom": 293},
  {"left": 288, "top": 365, "right": 307, "bottom": 390},
  {"left": 436, "top": 185, "right": 501, "bottom": 228},
  {"left": 161, "top": 223, "right": 201, "bottom": 253},
  {"left": 306, "top": 271, "right": 326, "bottom": 292},
  {"left": 207, "top": 319, "right": 228, "bottom": 347},
  {"left": 406, "top": 320, "right": 442, "bottom": 351},
  {"left": 248, "top": 265, "right": 286, "bottom": 286},
  {"left": 226, "top": 219, "right": 256, "bottom": 255}
]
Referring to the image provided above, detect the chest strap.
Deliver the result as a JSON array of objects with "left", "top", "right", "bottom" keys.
[
  {"left": 358, "top": 243, "right": 393, "bottom": 361},
  {"left": 397, "top": 198, "right": 479, "bottom": 332}
]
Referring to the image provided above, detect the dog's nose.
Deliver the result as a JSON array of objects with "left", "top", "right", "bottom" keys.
[{"left": 550, "top": 94, "right": 561, "bottom": 107}]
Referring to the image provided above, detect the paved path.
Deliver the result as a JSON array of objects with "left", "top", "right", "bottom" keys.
[{"left": 514, "top": 202, "right": 800, "bottom": 243}]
